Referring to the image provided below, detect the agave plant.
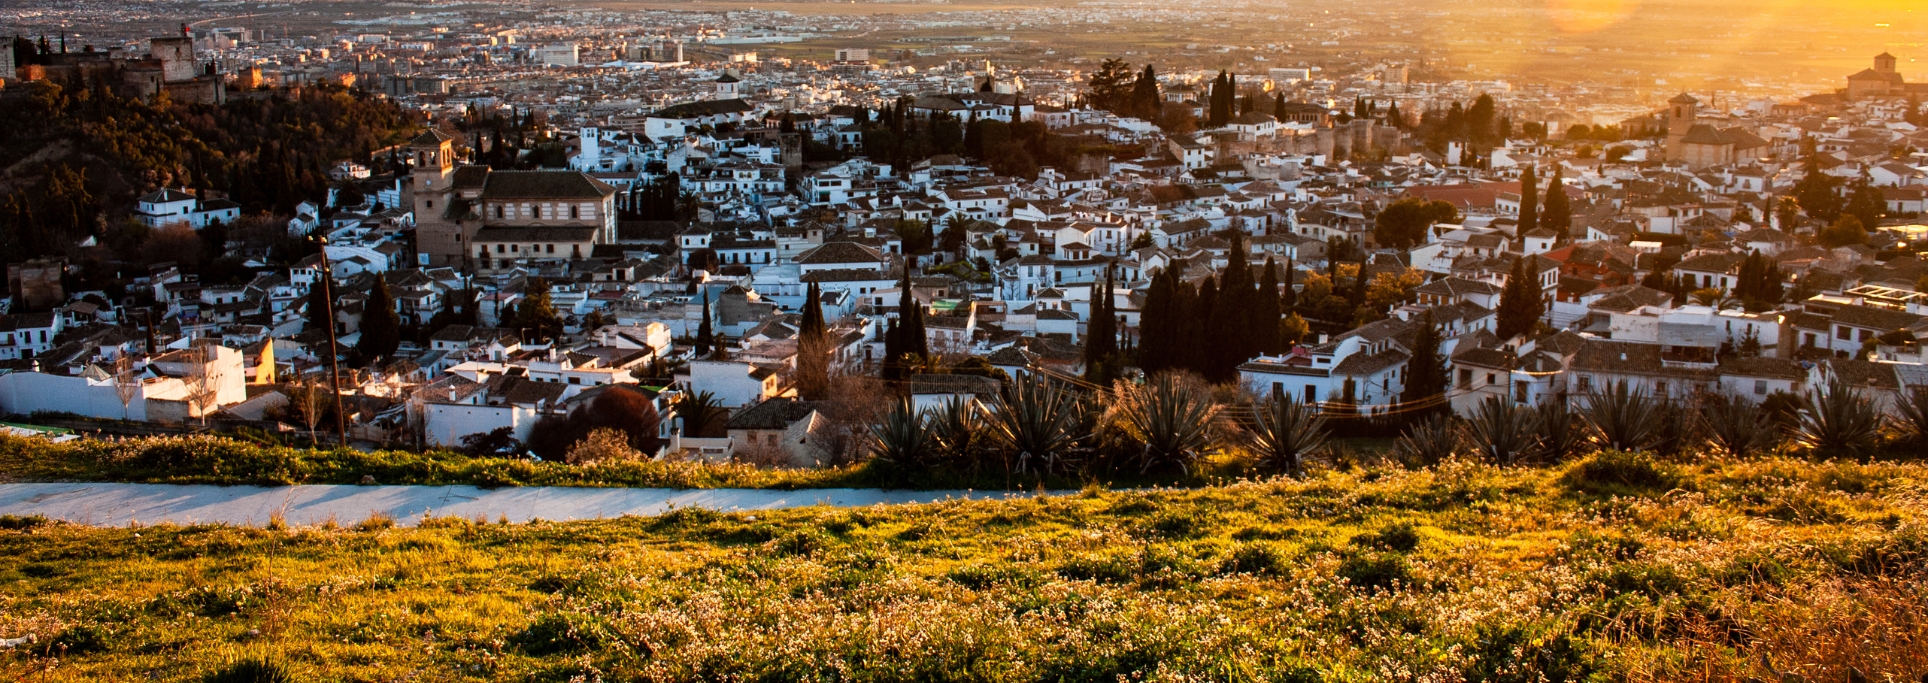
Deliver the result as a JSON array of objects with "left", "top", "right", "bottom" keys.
[
  {"left": 1583, "top": 381, "right": 1664, "bottom": 452},
  {"left": 1392, "top": 413, "right": 1460, "bottom": 469},
  {"left": 1698, "top": 394, "right": 1778, "bottom": 457},
  {"left": 1244, "top": 393, "right": 1329, "bottom": 477},
  {"left": 985, "top": 373, "right": 1076, "bottom": 474},
  {"left": 925, "top": 396, "right": 986, "bottom": 464},
  {"left": 1896, "top": 388, "right": 1928, "bottom": 448},
  {"left": 1792, "top": 379, "right": 1887, "bottom": 458},
  {"left": 1650, "top": 398, "right": 1696, "bottom": 457},
  {"left": 1462, "top": 396, "right": 1542, "bottom": 466},
  {"left": 1534, "top": 398, "right": 1589, "bottom": 462},
  {"left": 1110, "top": 373, "right": 1221, "bottom": 474},
  {"left": 868, "top": 396, "right": 935, "bottom": 467}
]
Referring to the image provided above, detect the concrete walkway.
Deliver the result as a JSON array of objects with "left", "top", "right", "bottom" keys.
[{"left": 0, "top": 483, "right": 1054, "bottom": 528}]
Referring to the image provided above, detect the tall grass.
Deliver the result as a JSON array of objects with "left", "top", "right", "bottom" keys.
[{"left": 2, "top": 458, "right": 1926, "bottom": 681}]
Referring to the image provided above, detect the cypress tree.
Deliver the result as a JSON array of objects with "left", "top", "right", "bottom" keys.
[
  {"left": 1084, "top": 265, "right": 1117, "bottom": 382},
  {"left": 356, "top": 275, "right": 401, "bottom": 362},
  {"left": 1495, "top": 257, "right": 1544, "bottom": 339},
  {"left": 1138, "top": 270, "right": 1177, "bottom": 373},
  {"left": 1208, "top": 232, "right": 1254, "bottom": 381},
  {"left": 304, "top": 273, "right": 335, "bottom": 337},
  {"left": 1189, "top": 275, "right": 1218, "bottom": 376},
  {"left": 796, "top": 283, "right": 830, "bottom": 400},
  {"left": 695, "top": 290, "right": 714, "bottom": 357},
  {"left": 1254, "top": 258, "right": 1283, "bottom": 356},
  {"left": 1518, "top": 164, "right": 1539, "bottom": 239},
  {"left": 1399, "top": 310, "right": 1447, "bottom": 418},
  {"left": 1281, "top": 258, "right": 1297, "bottom": 308},
  {"left": 1542, "top": 165, "right": 1571, "bottom": 242}
]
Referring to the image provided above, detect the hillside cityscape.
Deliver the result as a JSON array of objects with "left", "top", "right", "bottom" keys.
[{"left": 2, "top": 0, "right": 1928, "bottom": 680}]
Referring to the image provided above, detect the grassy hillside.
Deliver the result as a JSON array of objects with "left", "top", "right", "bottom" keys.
[{"left": 2, "top": 452, "right": 1925, "bottom": 682}]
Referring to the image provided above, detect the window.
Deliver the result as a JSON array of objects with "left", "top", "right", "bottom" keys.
[
  {"left": 1458, "top": 369, "right": 1472, "bottom": 388},
  {"left": 570, "top": 206, "right": 579, "bottom": 219},
  {"left": 1487, "top": 373, "right": 1496, "bottom": 385},
  {"left": 1754, "top": 380, "right": 1768, "bottom": 395},
  {"left": 426, "top": 200, "right": 434, "bottom": 209},
  {"left": 496, "top": 205, "right": 505, "bottom": 219},
  {"left": 1303, "top": 385, "right": 1317, "bottom": 403},
  {"left": 1837, "top": 326, "right": 1851, "bottom": 340},
  {"left": 1655, "top": 381, "right": 1668, "bottom": 397},
  {"left": 546, "top": 244, "right": 555, "bottom": 254},
  {"left": 495, "top": 244, "right": 505, "bottom": 254},
  {"left": 1577, "top": 375, "right": 1591, "bottom": 391}
]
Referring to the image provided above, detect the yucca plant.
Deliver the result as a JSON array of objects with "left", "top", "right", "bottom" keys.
[
  {"left": 868, "top": 397, "right": 935, "bottom": 468},
  {"left": 1244, "top": 393, "right": 1330, "bottom": 477},
  {"left": 1392, "top": 413, "right": 1460, "bottom": 469},
  {"left": 1110, "top": 372, "right": 1221, "bottom": 474},
  {"left": 1698, "top": 394, "right": 1778, "bottom": 457},
  {"left": 1895, "top": 388, "right": 1928, "bottom": 450},
  {"left": 925, "top": 396, "right": 986, "bottom": 464},
  {"left": 1463, "top": 396, "right": 1542, "bottom": 466},
  {"left": 1534, "top": 398, "right": 1589, "bottom": 462},
  {"left": 1792, "top": 378, "right": 1887, "bottom": 458},
  {"left": 986, "top": 373, "right": 1076, "bottom": 474},
  {"left": 1583, "top": 381, "right": 1663, "bottom": 452}
]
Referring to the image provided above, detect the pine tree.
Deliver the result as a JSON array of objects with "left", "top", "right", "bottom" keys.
[
  {"left": 1517, "top": 164, "right": 1539, "bottom": 239},
  {"left": 356, "top": 275, "right": 401, "bottom": 362},
  {"left": 1541, "top": 164, "right": 1570, "bottom": 242},
  {"left": 1254, "top": 257, "right": 1283, "bottom": 356},
  {"left": 1399, "top": 310, "right": 1447, "bottom": 418},
  {"left": 694, "top": 290, "right": 714, "bottom": 357},
  {"left": 515, "top": 278, "right": 565, "bottom": 342}
]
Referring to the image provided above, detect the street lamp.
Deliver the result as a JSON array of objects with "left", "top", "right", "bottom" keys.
[{"left": 312, "top": 234, "right": 349, "bottom": 448}]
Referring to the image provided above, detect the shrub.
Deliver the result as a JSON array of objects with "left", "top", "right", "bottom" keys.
[
  {"left": 1393, "top": 414, "right": 1462, "bottom": 468},
  {"left": 50, "top": 623, "right": 112, "bottom": 654},
  {"left": 1242, "top": 392, "right": 1329, "bottom": 476},
  {"left": 1338, "top": 552, "right": 1412, "bottom": 591},
  {"left": 1220, "top": 542, "right": 1287, "bottom": 575},
  {"left": 1793, "top": 379, "right": 1887, "bottom": 458},
  {"left": 985, "top": 373, "right": 1078, "bottom": 473},
  {"left": 1894, "top": 388, "right": 1928, "bottom": 451},
  {"left": 1534, "top": 399, "right": 1589, "bottom": 462},
  {"left": 1464, "top": 396, "right": 1541, "bottom": 466},
  {"left": 1699, "top": 394, "right": 1779, "bottom": 457},
  {"left": 563, "top": 428, "right": 640, "bottom": 466},
  {"left": 203, "top": 659, "right": 293, "bottom": 683},
  {"left": 1561, "top": 450, "right": 1678, "bottom": 496},
  {"left": 511, "top": 612, "right": 612, "bottom": 656},
  {"left": 1583, "top": 381, "right": 1663, "bottom": 452},
  {"left": 1108, "top": 372, "right": 1221, "bottom": 474},
  {"left": 868, "top": 396, "right": 936, "bottom": 469},
  {"left": 0, "top": 514, "right": 52, "bottom": 530},
  {"left": 1352, "top": 522, "right": 1422, "bottom": 553}
]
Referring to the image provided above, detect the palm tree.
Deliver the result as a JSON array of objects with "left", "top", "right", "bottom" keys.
[
  {"left": 673, "top": 390, "right": 728, "bottom": 438},
  {"left": 1109, "top": 372, "right": 1221, "bottom": 474},
  {"left": 1243, "top": 392, "right": 1329, "bottom": 477}
]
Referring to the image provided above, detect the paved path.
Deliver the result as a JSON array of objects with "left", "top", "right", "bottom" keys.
[{"left": 0, "top": 483, "right": 1054, "bottom": 528}]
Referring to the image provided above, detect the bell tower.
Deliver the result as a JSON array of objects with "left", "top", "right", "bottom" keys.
[
  {"left": 408, "top": 129, "right": 463, "bottom": 267},
  {"left": 1875, "top": 52, "right": 1898, "bottom": 75},
  {"left": 1665, "top": 93, "right": 1698, "bottom": 162}
]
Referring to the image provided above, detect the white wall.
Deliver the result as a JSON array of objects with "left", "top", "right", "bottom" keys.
[{"left": 423, "top": 402, "right": 539, "bottom": 447}]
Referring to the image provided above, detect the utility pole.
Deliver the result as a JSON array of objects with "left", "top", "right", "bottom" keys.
[{"left": 314, "top": 236, "right": 348, "bottom": 447}]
